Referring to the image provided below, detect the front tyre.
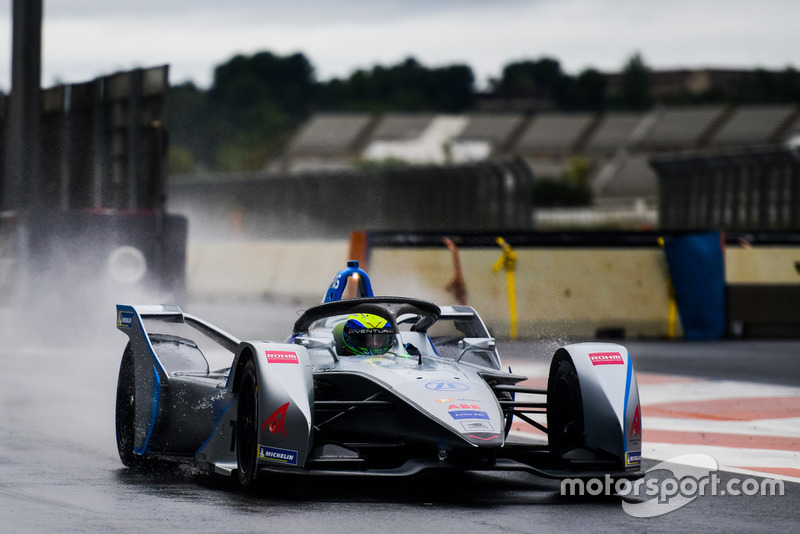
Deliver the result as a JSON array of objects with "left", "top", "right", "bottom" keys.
[
  {"left": 236, "top": 357, "right": 260, "bottom": 489},
  {"left": 547, "top": 350, "right": 585, "bottom": 464}
]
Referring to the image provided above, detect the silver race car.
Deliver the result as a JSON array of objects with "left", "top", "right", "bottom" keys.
[{"left": 114, "top": 261, "right": 643, "bottom": 488}]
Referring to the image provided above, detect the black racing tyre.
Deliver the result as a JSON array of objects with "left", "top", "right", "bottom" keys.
[
  {"left": 115, "top": 343, "right": 142, "bottom": 467},
  {"left": 547, "top": 351, "right": 585, "bottom": 463},
  {"left": 236, "top": 357, "right": 260, "bottom": 489}
]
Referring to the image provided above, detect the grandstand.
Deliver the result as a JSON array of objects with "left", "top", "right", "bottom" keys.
[
  {"left": 451, "top": 113, "right": 526, "bottom": 162},
  {"left": 707, "top": 105, "right": 799, "bottom": 147},
  {"left": 369, "top": 113, "right": 435, "bottom": 140},
  {"left": 582, "top": 112, "right": 648, "bottom": 155},
  {"left": 513, "top": 112, "right": 597, "bottom": 156},
  {"left": 281, "top": 105, "right": 800, "bottom": 214},
  {"left": 637, "top": 106, "right": 725, "bottom": 150},
  {"left": 595, "top": 154, "right": 659, "bottom": 201},
  {"left": 362, "top": 114, "right": 466, "bottom": 164},
  {"left": 283, "top": 113, "right": 376, "bottom": 172}
]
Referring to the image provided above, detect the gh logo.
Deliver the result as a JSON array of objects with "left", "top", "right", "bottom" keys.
[{"left": 425, "top": 381, "right": 469, "bottom": 391}]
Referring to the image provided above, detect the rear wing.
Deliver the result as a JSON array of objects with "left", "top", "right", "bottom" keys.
[
  {"left": 115, "top": 304, "right": 242, "bottom": 457},
  {"left": 116, "top": 304, "right": 241, "bottom": 353}
]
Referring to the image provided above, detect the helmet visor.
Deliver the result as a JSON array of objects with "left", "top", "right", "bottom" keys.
[{"left": 347, "top": 327, "right": 394, "bottom": 354}]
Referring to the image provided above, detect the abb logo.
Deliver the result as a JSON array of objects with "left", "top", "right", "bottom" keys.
[
  {"left": 265, "top": 351, "right": 299, "bottom": 364},
  {"left": 448, "top": 404, "right": 481, "bottom": 411},
  {"left": 589, "top": 352, "right": 624, "bottom": 366}
]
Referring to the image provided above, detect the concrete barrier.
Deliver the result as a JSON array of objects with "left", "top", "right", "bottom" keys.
[
  {"left": 186, "top": 240, "right": 349, "bottom": 303},
  {"left": 726, "top": 247, "right": 800, "bottom": 283},
  {"left": 183, "top": 236, "right": 800, "bottom": 340},
  {"left": 369, "top": 247, "right": 679, "bottom": 339}
]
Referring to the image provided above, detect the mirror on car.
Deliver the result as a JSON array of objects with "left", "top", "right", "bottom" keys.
[{"left": 456, "top": 337, "right": 496, "bottom": 362}]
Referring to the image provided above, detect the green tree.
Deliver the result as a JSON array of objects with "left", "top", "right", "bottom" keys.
[
  {"left": 619, "top": 53, "right": 652, "bottom": 110},
  {"left": 168, "top": 81, "right": 215, "bottom": 170},
  {"left": 314, "top": 57, "right": 474, "bottom": 112},
  {"left": 499, "top": 57, "right": 564, "bottom": 94},
  {"left": 169, "top": 52, "right": 316, "bottom": 171}
]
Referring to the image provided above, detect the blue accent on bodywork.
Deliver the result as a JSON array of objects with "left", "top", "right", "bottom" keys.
[
  {"left": 134, "top": 365, "right": 161, "bottom": 455},
  {"left": 622, "top": 354, "right": 633, "bottom": 451},
  {"left": 323, "top": 260, "right": 374, "bottom": 303},
  {"left": 118, "top": 305, "right": 168, "bottom": 457},
  {"left": 196, "top": 399, "right": 233, "bottom": 456}
]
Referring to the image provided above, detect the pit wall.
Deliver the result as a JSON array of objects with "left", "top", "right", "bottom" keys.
[{"left": 185, "top": 235, "right": 800, "bottom": 339}]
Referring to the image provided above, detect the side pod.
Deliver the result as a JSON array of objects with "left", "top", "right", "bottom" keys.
[{"left": 196, "top": 342, "right": 315, "bottom": 475}]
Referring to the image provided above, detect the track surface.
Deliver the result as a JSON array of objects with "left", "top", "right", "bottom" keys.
[{"left": 1, "top": 301, "right": 798, "bottom": 532}]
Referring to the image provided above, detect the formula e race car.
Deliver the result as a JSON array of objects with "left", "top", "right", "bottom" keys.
[{"left": 114, "top": 261, "right": 643, "bottom": 488}]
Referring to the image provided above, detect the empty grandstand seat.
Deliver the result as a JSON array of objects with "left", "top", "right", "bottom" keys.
[
  {"left": 639, "top": 106, "right": 724, "bottom": 150},
  {"left": 708, "top": 105, "right": 798, "bottom": 147}
]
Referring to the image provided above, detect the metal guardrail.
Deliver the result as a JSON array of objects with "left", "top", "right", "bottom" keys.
[
  {"left": 652, "top": 145, "right": 800, "bottom": 230},
  {"left": 168, "top": 158, "right": 535, "bottom": 239}
]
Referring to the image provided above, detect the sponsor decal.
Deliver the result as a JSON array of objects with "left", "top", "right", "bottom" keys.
[
  {"left": 589, "top": 352, "right": 624, "bottom": 366},
  {"left": 448, "top": 403, "right": 481, "bottom": 411},
  {"left": 461, "top": 420, "right": 494, "bottom": 432},
  {"left": 265, "top": 351, "right": 299, "bottom": 364},
  {"left": 625, "top": 450, "right": 642, "bottom": 466},
  {"left": 261, "top": 402, "right": 290, "bottom": 436},
  {"left": 449, "top": 410, "right": 490, "bottom": 421},
  {"left": 435, "top": 398, "right": 454, "bottom": 403},
  {"left": 425, "top": 380, "right": 469, "bottom": 391},
  {"left": 258, "top": 445, "right": 298, "bottom": 465},
  {"left": 117, "top": 310, "right": 134, "bottom": 328},
  {"left": 630, "top": 405, "right": 641, "bottom": 438}
]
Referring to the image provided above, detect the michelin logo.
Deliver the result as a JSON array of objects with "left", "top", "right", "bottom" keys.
[
  {"left": 626, "top": 450, "right": 642, "bottom": 466},
  {"left": 258, "top": 445, "right": 298, "bottom": 466},
  {"left": 117, "top": 311, "right": 134, "bottom": 328}
]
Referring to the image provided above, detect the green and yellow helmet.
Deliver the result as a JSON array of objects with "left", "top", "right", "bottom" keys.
[{"left": 340, "top": 313, "right": 394, "bottom": 355}]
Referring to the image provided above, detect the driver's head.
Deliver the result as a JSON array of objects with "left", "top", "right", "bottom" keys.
[{"left": 341, "top": 313, "right": 393, "bottom": 355}]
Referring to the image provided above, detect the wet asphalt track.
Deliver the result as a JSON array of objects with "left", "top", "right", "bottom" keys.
[{"left": 1, "top": 300, "right": 798, "bottom": 533}]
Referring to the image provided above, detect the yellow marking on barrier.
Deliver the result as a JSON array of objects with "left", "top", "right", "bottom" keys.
[
  {"left": 493, "top": 237, "right": 518, "bottom": 339},
  {"left": 658, "top": 237, "right": 677, "bottom": 339}
]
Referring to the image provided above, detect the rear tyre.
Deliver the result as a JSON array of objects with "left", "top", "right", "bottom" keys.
[
  {"left": 236, "top": 357, "right": 260, "bottom": 489},
  {"left": 115, "top": 343, "right": 143, "bottom": 467},
  {"left": 547, "top": 351, "right": 585, "bottom": 464}
]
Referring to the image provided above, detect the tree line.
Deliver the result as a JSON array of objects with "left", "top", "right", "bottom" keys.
[{"left": 168, "top": 51, "right": 800, "bottom": 173}]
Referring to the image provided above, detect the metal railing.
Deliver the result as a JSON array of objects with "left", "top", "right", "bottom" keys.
[{"left": 652, "top": 146, "right": 800, "bottom": 230}]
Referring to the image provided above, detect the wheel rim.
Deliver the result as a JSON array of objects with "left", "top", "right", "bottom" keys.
[{"left": 115, "top": 350, "right": 137, "bottom": 463}]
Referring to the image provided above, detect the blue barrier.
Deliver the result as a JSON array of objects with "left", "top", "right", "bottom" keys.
[{"left": 663, "top": 232, "right": 726, "bottom": 340}]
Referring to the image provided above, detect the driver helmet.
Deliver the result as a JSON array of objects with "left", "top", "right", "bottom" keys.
[{"left": 341, "top": 313, "right": 394, "bottom": 355}]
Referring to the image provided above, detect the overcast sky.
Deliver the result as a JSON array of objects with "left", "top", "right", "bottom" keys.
[{"left": 0, "top": 0, "right": 798, "bottom": 91}]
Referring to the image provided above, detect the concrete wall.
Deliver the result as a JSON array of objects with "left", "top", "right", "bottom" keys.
[
  {"left": 184, "top": 238, "right": 800, "bottom": 340},
  {"left": 726, "top": 247, "right": 800, "bottom": 284},
  {"left": 369, "top": 247, "right": 678, "bottom": 339},
  {"left": 186, "top": 240, "right": 350, "bottom": 303},
  {"left": 185, "top": 239, "right": 679, "bottom": 339}
]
